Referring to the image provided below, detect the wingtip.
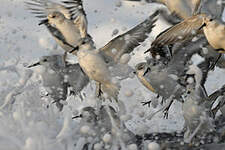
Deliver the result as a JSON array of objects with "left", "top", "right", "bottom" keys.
[
  {"left": 151, "top": 10, "right": 160, "bottom": 18},
  {"left": 144, "top": 48, "right": 151, "bottom": 54},
  {"left": 38, "top": 19, "right": 48, "bottom": 25}
]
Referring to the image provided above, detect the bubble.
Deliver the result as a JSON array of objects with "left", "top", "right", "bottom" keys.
[
  {"left": 94, "top": 143, "right": 102, "bottom": 150},
  {"left": 128, "top": 144, "right": 137, "bottom": 150},
  {"left": 103, "top": 133, "right": 112, "bottom": 143},
  {"left": 13, "top": 111, "right": 21, "bottom": 121},
  {"left": 148, "top": 142, "right": 160, "bottom": 150},
  {"left": 124, "top": 89, "right": 134, "bottom": 97},
  {"left": 112, "top": 29, "right": 119, "bottom": 36},
  {"left": 80, "top": 125, "right": 90, "bottom": 134},
  {"left": 64, "top": 75, "right": 69, "bottom": 82},
  {"left": 178, "top": 36, "right": 183, "bottom": 40},
  {"left": 168, "top": 74, "right": 178, "bottom": 80},
  {"left": 111, "top": 18, "right": 116, "bottom": 23},
  {"left": 26, "top": 111, "right": 32, "bottom": 117},
  {"left": 111, "top": 48, "right": 118, "bottom": 54},
  {"left": 24, "top": 137, "right": 36, "bottom": 150},
  {"left": 187, "top": 77, "right": 194, "bottom": 84},
  {"left": 156, "top": 55, "right": 160, "bottom": 60},
  {"left": 120, "top": 54, "right": 131, "bottom": 64}
]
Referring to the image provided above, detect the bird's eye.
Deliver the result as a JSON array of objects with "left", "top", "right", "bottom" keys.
[
  {"left": 137, "top": 65, "right": 144, "bottom": 70},
  {"left": 43, "top": 59, "right": 47, "bottom": 62},
  {"left": 209, "top": 18, "right": 213, "bottom": 21},
  {"left": 52, "top": 15, "right": 56, "bottom": 18}
]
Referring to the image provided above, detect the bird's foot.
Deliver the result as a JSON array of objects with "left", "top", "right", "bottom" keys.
[
  {"left": 97, "top": 88, "right": 103, "bottom": 98},
  {"left": 163, "top": 108, "right": 169, "bottom": 119},
  {"left": 141, "top": 100, "right": 151, "bottom": 107},
  {"left": 143, "top": 67, "right": 151, "bottom": 76}
]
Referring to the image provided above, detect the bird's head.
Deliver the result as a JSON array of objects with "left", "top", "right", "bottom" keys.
[
  {"left": 135, "top": 62, "right": 149, "bottom": 75},
  {"left": 27, "top": 55, "right": 63, "bottom": 68},
  {"left": 47, "top": 11, "right": 65, "bottom": 25}
]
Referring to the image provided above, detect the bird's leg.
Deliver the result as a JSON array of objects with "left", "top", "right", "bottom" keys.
[
  {"left": 141, "top": 101, "right": 151, "bottom": 107},
  {"left": 163, "top": 100, "right": 173, "bottom": 119},
  {"left": 160, "top": 96, "right": 164, "bottom": 105},
  {"left": 69, "top": 90, "right": 75, "bottom": 96},
  {"left": 141, "top": 95, "right": 160, "bottom": 107},
  {"left": 143, "top": 67, "right": 151, "bottom": 76},
  {"left": 96, "top": 83, "right": 103, "bottom": 98},
  {"left": 209, "top": 53, "right": 222, "bottom": 70},
  {"left": 63, "top": 52, "right": 67, "bottom": 67}
]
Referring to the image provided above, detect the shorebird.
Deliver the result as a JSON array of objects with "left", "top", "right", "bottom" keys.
[
  {"left": 25, "top": 0, "right": 94, "bottom": 56},
  {"left": 27, "top": 55, "right": 89, "bottom": 111},
  {"left": 75, "top": 11, "right": 158, "bottom": 101},
  {"left": 145, "top": 13, "right": 225, "bottom": 68},
  {"left": 135, "top": 37, "right": 210, "bottom": 118},
  {"left": 146, "top": 0, "right": 224, "bottom": 24}
]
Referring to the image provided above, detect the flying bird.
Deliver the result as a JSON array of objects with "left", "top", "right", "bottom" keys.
[
  {"left": 146, "top": 0, "right": 201, "bottom": 24},
  {"left": 135, "top": 37, "right": 210, "bottom": 118},
  {"left": 146, "top": 13, "right": 225, "bottom": 68},
  {"left": 25, "top": 0, "right": 94, "bottom": 56},
  {"left": 146, "top": 0, "right": 224, "bottom": 24},
  {"left": 27, "top": 55, "right": 89, "bottom": 111},
  {"left": 75, "top": 11, "right": 159, "bottom": 101}
]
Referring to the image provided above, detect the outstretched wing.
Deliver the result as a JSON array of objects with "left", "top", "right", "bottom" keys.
[
  {"left": 25, "top": 0, "right": 87, "bottom": 37},
  {"left": 152, "top": 14, "right": 205, "bottom": 47},
  {"left": 147, "top": 14, "right": 206, "bottom": 56},
  {"left": 62, "top": 0, "right": 88, "bottom": 37},
  {"left": 25, "top": 0, "right": 71, "bottom": 20},
  {"left": 99, "top": 11, "right": 159, "bottom": 63},
  {"left": 168, "top": 37, "right": 208, "bottom": 75}
]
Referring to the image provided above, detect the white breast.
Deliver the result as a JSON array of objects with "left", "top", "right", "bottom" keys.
[{"left": 77, "top": 50, "right": 111, "bottom": 83}]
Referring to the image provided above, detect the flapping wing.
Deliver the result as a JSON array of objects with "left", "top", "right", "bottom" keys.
[
  {"left": 168, "top": 37, "right": 208, "bottom": 75},
  {"left": 62, "top": 0, "right": 86, "bottom": 19},
  {"left": 25, "top": 0, "right": 71, "bottom": 20},
  {"left": 152, "top": 14, "right": 205, "bottom": 48},
  {"left": 191, "top": 0, "right": 201, "bottom": 15},
  {"left": 25, "top": 0, "right": 88, "bottom": 37},
  {"left": 62, "top": 0, "right": 88, "bottom": 37},
  {"left": 99, "top": 11, "right": 159, "bottom": 63},
  {"left": 147, "top": 14, "right": 206, "bottom": 57}
]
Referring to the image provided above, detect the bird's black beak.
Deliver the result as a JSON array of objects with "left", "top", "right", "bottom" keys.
[
  {"left": 198, "top": 23, "right": 207, "bottom": 30},
  {"left": 69, "top": 46, "right": 79, "bottom": 54},
  {"left": 38, "top": 19, "right": 48, "bottom": 25},
  {"left": 27, "top": 62, "right": 41, "bottom": 68},
  {"left": 72, "top": 114, "right": 83, "bottom": 119}
]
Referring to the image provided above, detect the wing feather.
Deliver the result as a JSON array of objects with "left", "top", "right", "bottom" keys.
[
  {"left": 99, "top": 11, "right": 159, "bottom": 63},
  {"left": 148, "top": 14, "right": 206, "bottom": 56}
]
